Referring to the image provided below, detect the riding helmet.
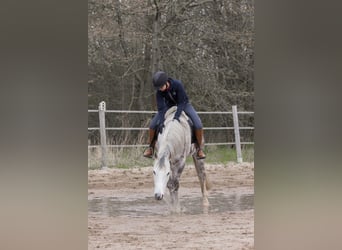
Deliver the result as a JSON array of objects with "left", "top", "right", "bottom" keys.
[{"left": 152, "top": 71, "right": 168, "bottom": 90}]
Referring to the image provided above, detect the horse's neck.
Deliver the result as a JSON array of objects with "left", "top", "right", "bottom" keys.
[{"left": 164, "top": 124, "right": 184, "bottom": 156}]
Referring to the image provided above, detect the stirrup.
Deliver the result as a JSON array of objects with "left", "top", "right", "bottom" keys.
[{"left": 143, "top": 147, "right": 153, "bottom": 158}]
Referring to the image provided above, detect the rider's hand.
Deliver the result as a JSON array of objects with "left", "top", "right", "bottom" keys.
[{"left": 173, "top": 117, "right": 180, "bottom": 122}]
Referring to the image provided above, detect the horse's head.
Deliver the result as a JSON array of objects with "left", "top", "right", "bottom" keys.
[{"left": 153, "top": 154, "right": 171, "bottom": 200}]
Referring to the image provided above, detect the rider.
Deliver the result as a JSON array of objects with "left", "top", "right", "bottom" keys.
[{"left": 143, "top": 71, "right": 206, "bottom": 159}]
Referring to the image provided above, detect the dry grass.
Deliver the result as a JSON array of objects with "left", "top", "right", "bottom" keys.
[
  {"left": 88, "top": 145, "right": 254, "bottom": 169},
  {"left": 88, "top": 146, "right": 152, "bottom": 169}
]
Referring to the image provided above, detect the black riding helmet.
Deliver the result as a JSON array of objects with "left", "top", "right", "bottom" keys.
[{"left": 152, "top": 71, "right": 168, "bottom": 90}]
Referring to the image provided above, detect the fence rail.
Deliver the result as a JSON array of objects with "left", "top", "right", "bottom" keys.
[
  {"left": 88, "top": 126, "right": 254, "bottom": 131},
  {"left": 88, "top": 101, "right": 254, "bottom": 168},
  {"left": 88, "top": 110, "right": 254, "bottom": 115}
]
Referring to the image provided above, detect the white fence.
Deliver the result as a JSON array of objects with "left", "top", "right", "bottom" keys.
[{"left": 88, "top": 101, "right": 254, "bottom": 168}]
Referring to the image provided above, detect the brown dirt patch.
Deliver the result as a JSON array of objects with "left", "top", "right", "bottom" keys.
[{"left": 88, "top": 162, "right": 254, "bottom": 249}]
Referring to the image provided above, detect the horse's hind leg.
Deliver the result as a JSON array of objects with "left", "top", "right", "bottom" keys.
[{"left": 193, "top": 156, "right": 210, "bottom": 206}]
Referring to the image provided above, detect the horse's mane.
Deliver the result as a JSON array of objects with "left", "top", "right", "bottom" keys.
[{"left": 156, "top": 107, "right": 191, "bottom": 162}]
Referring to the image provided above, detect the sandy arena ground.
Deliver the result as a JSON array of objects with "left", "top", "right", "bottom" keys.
[{"left": 88, "top": 162, "right": 254, "bottom": 249}]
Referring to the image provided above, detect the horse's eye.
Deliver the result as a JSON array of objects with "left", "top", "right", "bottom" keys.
[
  {"left": 153, "top": 170, "right": 156, "bottom": 175},
  {"left": 167, "top": 172, "right": 170, "bottom": 176}
]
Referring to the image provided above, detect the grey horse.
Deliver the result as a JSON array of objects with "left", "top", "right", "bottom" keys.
[{"left": 152, "top": 106, "right": 211, "bottom": 210}]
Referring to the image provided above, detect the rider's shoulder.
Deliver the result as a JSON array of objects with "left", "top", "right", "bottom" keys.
[{"left": 169, "top": 78, "right": 183, "bottom": 88}]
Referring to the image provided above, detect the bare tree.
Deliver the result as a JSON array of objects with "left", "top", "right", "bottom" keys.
[{"left": 88, "top": 0, "right": 254, "bottom": 144}]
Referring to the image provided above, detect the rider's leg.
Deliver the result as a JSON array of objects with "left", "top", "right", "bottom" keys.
[
  {"left": 184, "top": 104, "right": 206, "bottom": 159},
  {"left": 194, "top": 128, "right": 206, "bottom": 159},
  {"left": 143, "top": 112, "right": 163, "bottom": 158},
  {"left": 143, "top": 128, "right": 156, "bottom": 158}
]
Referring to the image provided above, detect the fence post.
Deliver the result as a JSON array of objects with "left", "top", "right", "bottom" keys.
[
  {"left": 232, "top": 105, "right": 243, "bottom": 163},
  {"left": 99, "top": 101, "right": 107, "bottom": 169}
]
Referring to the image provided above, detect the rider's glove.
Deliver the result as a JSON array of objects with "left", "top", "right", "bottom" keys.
[{"left": 173, "top": 117, "right": 180, "bottom": 122}]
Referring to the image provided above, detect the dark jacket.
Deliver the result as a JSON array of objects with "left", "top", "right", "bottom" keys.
[{"left": 156, "top": 77, "right": 189, "bottom": 120}]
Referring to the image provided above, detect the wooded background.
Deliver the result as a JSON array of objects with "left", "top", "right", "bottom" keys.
[{"left": 88, "top": 0, "right": 254, "bottom": 145}]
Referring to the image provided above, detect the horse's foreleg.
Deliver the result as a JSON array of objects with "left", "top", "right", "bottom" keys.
[
  {"left": 167, "top": 160, "right": 185, "bottom": 211},
  {"left": 167, "top": 180, "right": 179, "bottom": 212},
  {"left": 193, "top": 156, "right": 210, "bottom": 206},
  {"left": 169, "top": 189, "right": 179, "bottom": 211}
]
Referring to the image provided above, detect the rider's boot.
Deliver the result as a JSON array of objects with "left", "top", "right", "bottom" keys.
[
  {"left": 143, "top": 129, "right": 156, "bottom": 158},
  {"left": 195, "top": 129, "right": 206, "bottom": 159}
]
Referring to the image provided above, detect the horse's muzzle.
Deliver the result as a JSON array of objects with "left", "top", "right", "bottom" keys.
[{"left": 155, "top": 193, "right": 164, "bottom": 200}]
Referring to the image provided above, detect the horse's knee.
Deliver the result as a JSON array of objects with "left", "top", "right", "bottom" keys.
[{"left": 167, "top": 179, "right": 179, "bottom": 192}]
